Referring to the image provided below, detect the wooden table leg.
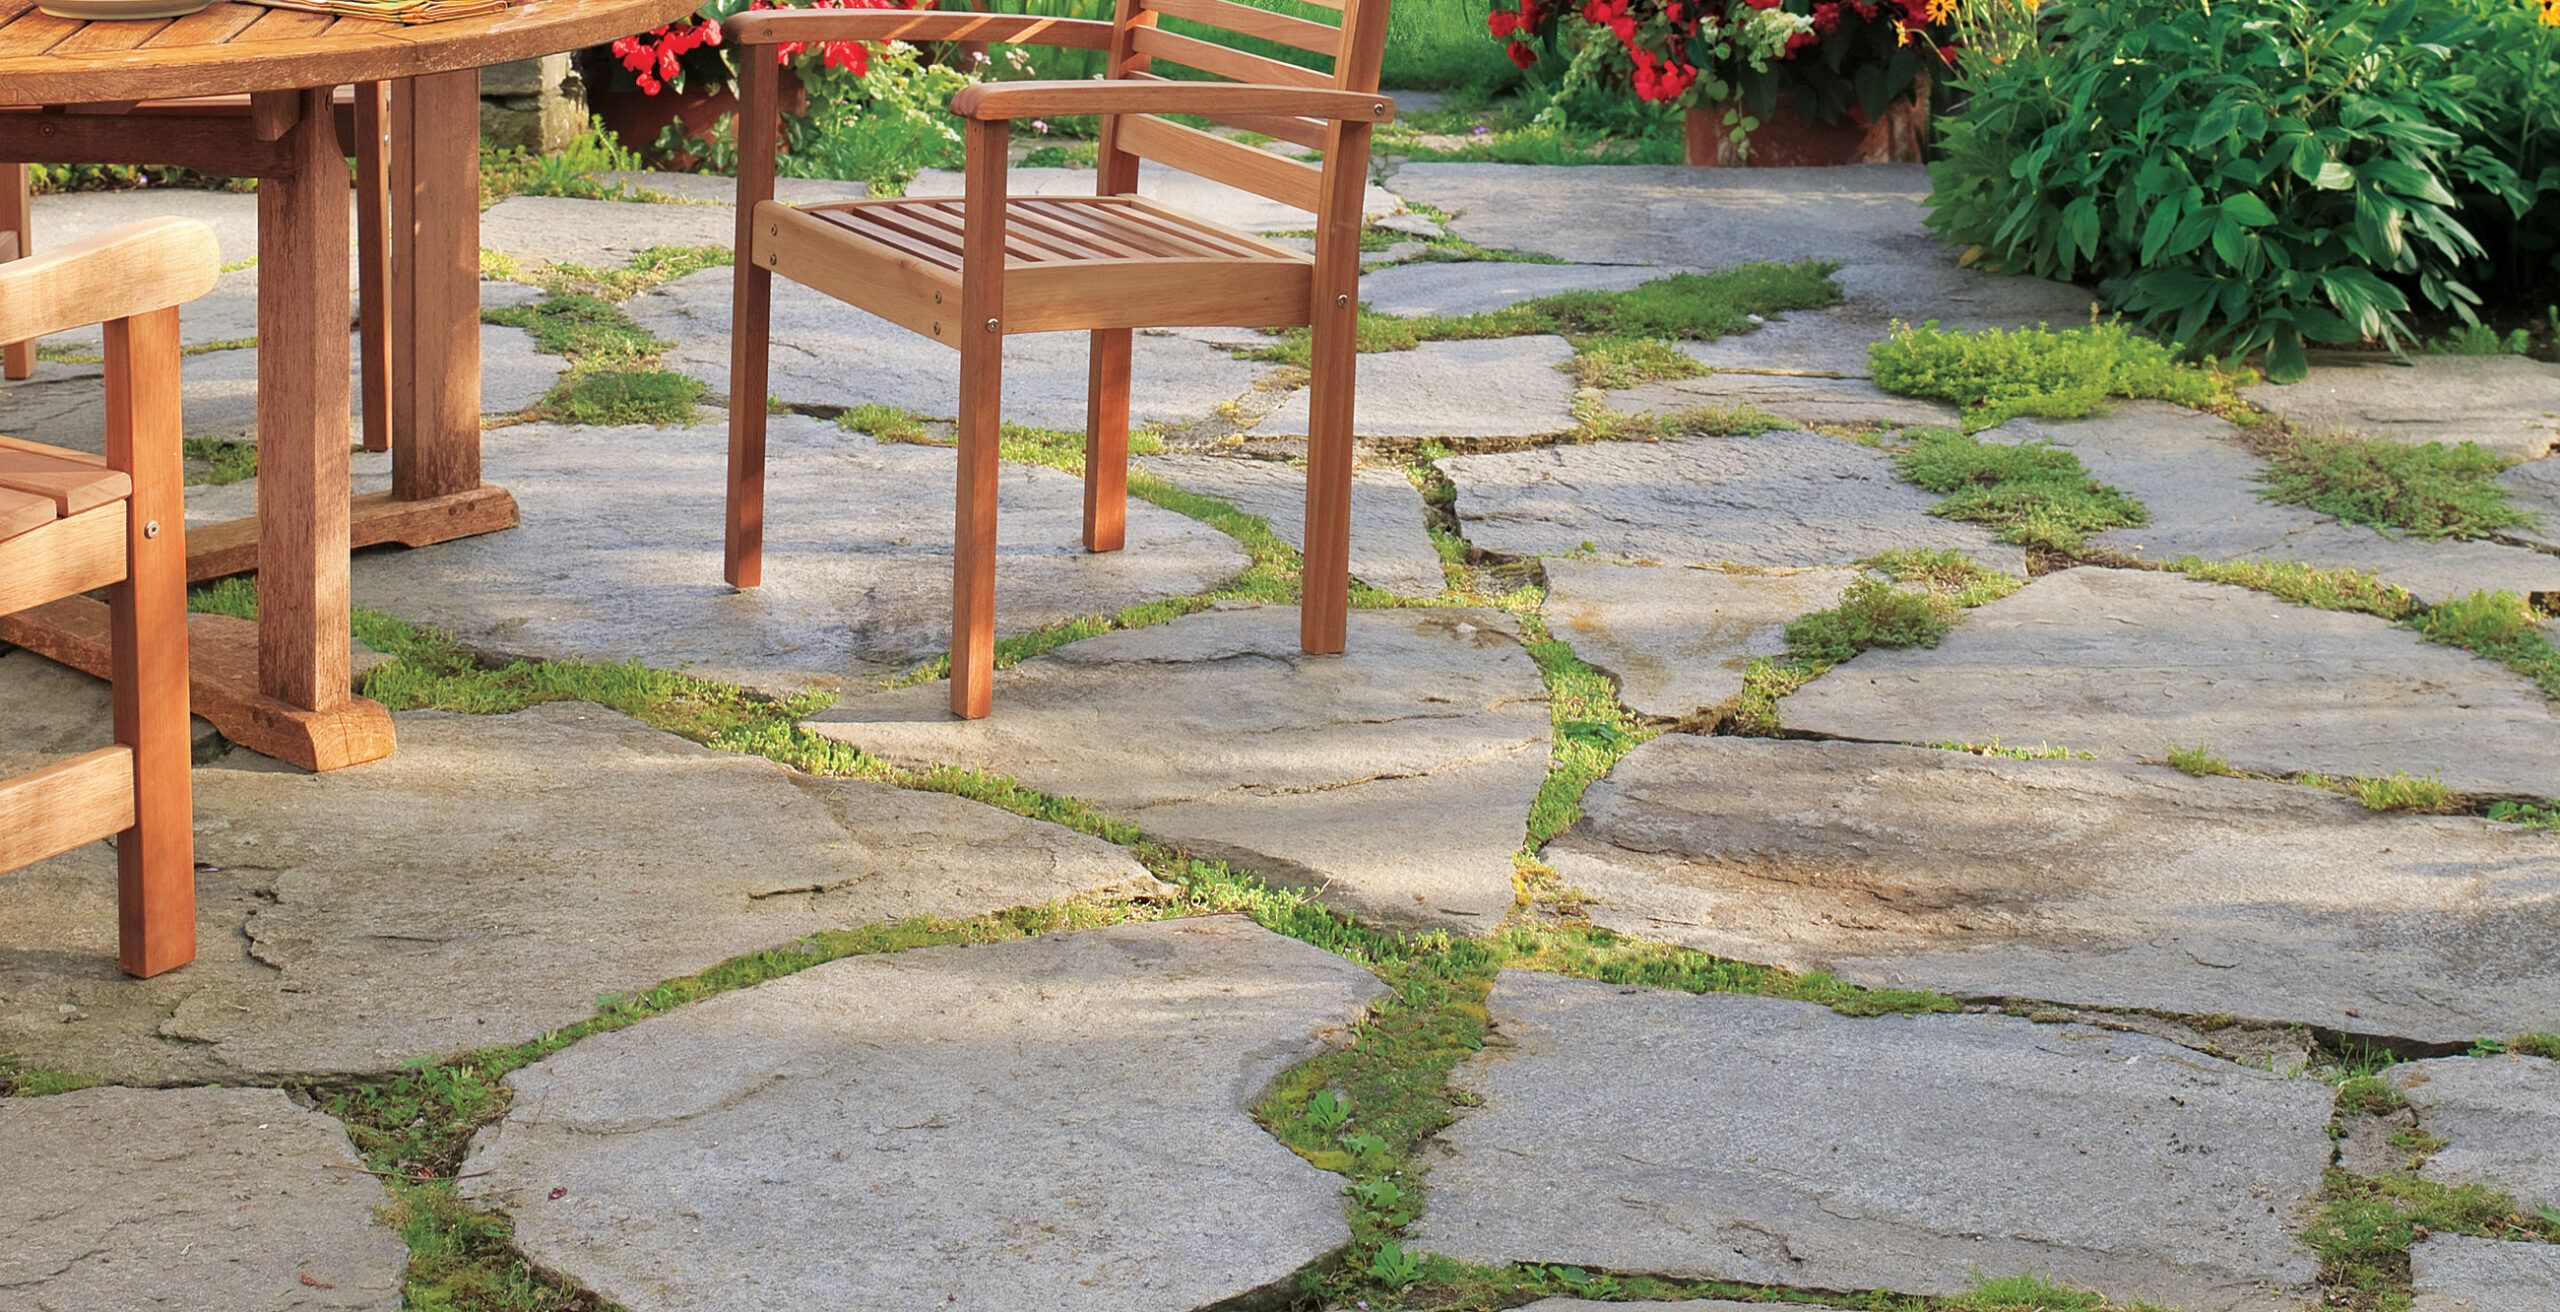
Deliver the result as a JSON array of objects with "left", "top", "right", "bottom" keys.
[
  {"left": 353, "top": 80, "right": 394, "bottom": 455},
  {"left": 2, "top": 164, "right": 32, "bottom": 381}
]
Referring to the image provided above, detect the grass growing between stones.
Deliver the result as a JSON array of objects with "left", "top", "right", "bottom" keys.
[
  {"left": 1247, "top": 262, "right": 1843, "bottom": 368},
  {"left": 2165, "top": 745, "right": 2242, "bottom": 778},
  {"left": 183, "top": 437, "right": 259, "bottom": 486},
  {"left": 0, "top": 1058, "right": 103, "bottom": 1097},
  {"left": 2259, "top": 435, "right": 2536, "bottom": 541},
  {"left": 1517, "top": 603, "right": 1655, "bottom": 851},
  {"left": 1868, "top": 320, "right": 2236, "bottom": 432},
  {"left": 479, "top": 249, "right": 729, "bottom": 426},
  {"left": 2308, "top": 1169, "right": 2560, "bottom": 1310},
  {"left": 2413, "top": 590, "right": 2560, "bottom": 701},
  {"left": 1894, "top": 428, "right": 2148, "bottom": 554},
  {"left": 2167, "top": 558, "right": 2421, "bottom": 621},
  {"left": 1565, "top": 336, "right": 1706, "bottom": 389},
  {"left": 1728, "top": 550, "right": 2023, "bottom": 736}
]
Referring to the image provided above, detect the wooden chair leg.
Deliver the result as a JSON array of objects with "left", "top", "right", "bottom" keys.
[
  {"left": 725, "top": 258, "right": 773, "bottom": 589},
  {"left": 353, "top": 82, "right": 395, "bottom": 454},
  {"left": 1083, "top": 327, "right": 1131, "bottom": 553},
  {"left": 1299, "top": 309, "right": 1355, "bottom": 655},
  {"left": 2, "top": 165, "right": 33, "bottom": 381},
  {"left": 104, "top": 306, "right": 195, "bottom": 979},
  {"left": 951, "top": 322, "right": 1003, "bottom": 720}
]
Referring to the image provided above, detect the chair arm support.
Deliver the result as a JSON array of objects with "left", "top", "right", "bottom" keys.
[
  {"left": 950, "top": 80, "right": 1394, "bottom": 124},
  {"left": 0, "top": 218, "right": 217, "bottom": 347},
  {"left": 725, "top": 10, "right": 1113, "bottom": 49}
]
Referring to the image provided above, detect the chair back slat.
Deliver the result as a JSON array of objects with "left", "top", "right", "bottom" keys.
[{"left": 1103, "top": 0, "right": 1390, "bottom": 214}]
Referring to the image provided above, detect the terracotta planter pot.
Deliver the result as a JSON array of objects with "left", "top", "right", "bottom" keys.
[
  {"left": 1684, "top": 79, "right": 1928, "bottom": 167},
  {"left": 586, "top": 69, "right": 807, "bottom": 168}
]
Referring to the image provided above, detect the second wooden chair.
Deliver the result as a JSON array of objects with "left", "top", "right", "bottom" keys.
[{"left": 720, "top": 0, "right": 1394, "bottom": 718}]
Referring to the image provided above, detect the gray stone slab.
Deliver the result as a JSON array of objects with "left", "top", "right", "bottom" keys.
[
  {"left": 0, "top": 1085, "right": 406, "bottom": 1311},
  {"left": 0, "top": 702, "right": 1162, "bottom": 1083},
  {"left": 45, "top": 267, "right": 280, "bottom": 353},
  {"left": 480, "top": 194, "right": 739, "bottom": 269},
  {"left": 460, "top": 916, "right": 1383, "bottom": 1312},
  {"left": 2497, "top": 455, "right": 2560, "bottom": 551},
  {"left": 1990, "top": 403, "right": 2560, "bottom": 604},
  {"left": 591, "top": 169, "right": 874, "bottom": 206},
  {"left": 1782, "top": 566, "right": 2560, "bottom": 799},
  {"left": 1541, "top": 560, "right": 1862, "bottom": 718},
  {"left": 1413, "top": 973, "right": 2332, "bottom": 1311},
  {"left": 629, "top": 268, "right": 1270, "bottom": 431},
  {"left": 4, "top": 325, "right": 560, "bottom": 454},
  {"left": 2386, "top": 1054, "right": 2560, "bottom": 1209},
  {"left": 907, "top": 165, "right": 1403, "bottom": 233},
  {"left": 0, "top": 649, "right": 218, "bottom": 776},
  {"left": 29, "top": 187, "right": 264, "bottom": 266},
  {"left": 1676, "top": 308, "right": 1879, "bottom": 377},
  {"left": 2411, "top": 1235, "right": 2560, "bottom": 1312},
  {"left": 1257, "top": 336, "right": 1579, "bottom": 442},
  {"left": 349, "top": 414, "right": 1244, "bottom": 693},
  {"left": 808, "top": 605, "right": 1548, "bottom": 928},
  {"left": 1393, "top": 163, "right": 1941, "bottom": 269},
  {"left": 1134, "top": 454, "right": 1445, "bottom": 595},
  {"left": 1680, "top": 263, "right": 2101, "bottom": 379},
  {"left": 1613, "top": 370, "right": 1960, "bottom": 429},
  {"left": 1436, "top": 428, "right": 2027, "bottom": 574},
  {"left": 1357, "top": 262, "right": 1667, "bottom": 317},
  {"left": 2244, "top": 355, "right": 2560, "bottom": 461},
  {"left": 184, "top": 451, "right": 391, "bottom": 526},
  {"left": 1549, "top": 735, "right": 2560, "bottom": 1045}
]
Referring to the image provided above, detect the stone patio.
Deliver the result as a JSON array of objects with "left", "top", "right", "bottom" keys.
[{"left": 7, "top": 162, "right": 2559, "bottom": 1312}]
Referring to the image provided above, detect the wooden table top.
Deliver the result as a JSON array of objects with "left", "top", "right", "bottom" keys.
[{"left": 0, "top": 0, "right": 692, "bottom": 105}]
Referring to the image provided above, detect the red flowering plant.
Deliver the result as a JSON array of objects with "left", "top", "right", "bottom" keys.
[
  {"left": 605, "top": 0, "right": 925, "bottom": 97},
  {"left": 1491, "top": 0, "right": 1953, "bottom": 148}
]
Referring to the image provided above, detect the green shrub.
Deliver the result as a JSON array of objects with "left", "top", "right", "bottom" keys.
[
  {"left": 1868, "top": 320, "right": 2227, "bottom": 430},
  {"left": 2261, "top": 438, "right": 2535, "bottom": 540},
  {"left": 1928, "top": 0, "right": 2547, "bottom": 380}
]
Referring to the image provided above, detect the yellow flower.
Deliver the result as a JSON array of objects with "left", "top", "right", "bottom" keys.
[
  {"left": 1895, "top": 18, "right": 1913, "bottom": 43},
  {"left": 1925, "top": 0, "right": 1955, "bottom": 19},
  {"left": 2543, "top": 0, "right": 2559, "bottom": 28}
]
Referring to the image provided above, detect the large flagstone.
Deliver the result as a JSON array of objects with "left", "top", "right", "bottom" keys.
[
  {"left": 1411, "top": 973, "right": 2332, "bottom": 1311},
  {"left": 1436, "top": 428, "right": 2026, "bottom": 574},
  {"left": 348, "top": 415, "right": 1245, "bottom": 692},
  {"left": 1540, "top": 560, "right": 1862, "bottom": 719},
  {"left": 0, "top": 703, "right": 1159, "bottom": 1083},
  {"left": 1257, "top": 336, "right": 1581, "bottom": 442},
  {"left": 808, "top": 605, "right": 1549, "bottom": 928},
  {"left": 460, "top": 917, "right": 1382, "bottom": 1312},
  {"left": 2411, "top": 1235, "right": 2560, "bottom": 1312},
  {"left": 2385, "top": 1054, "right": 2560, "bottom": 1209},
  {"left": 2243, "top": 355, "right": 2560, "bottom": 461},
  {"left": 1781, "top": 566, "right": 2560, "bottom": 798},
  {"left": 1134, "top": 453, "right": 1447, "bottom": 595},
  {"left": 0, "top": 1086, "right": 406, "bottom": 1311},
  {"left": 1548, "top": 735, "right": 2560, "bottom": 1045}
]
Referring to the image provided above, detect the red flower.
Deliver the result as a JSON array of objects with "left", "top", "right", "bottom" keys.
[
  {"left": 1506, "top": 38, "right": 1539, "bottom": 68},
  {"left": 1487, "top": 8, "right": 1518, "bottom": 37}
]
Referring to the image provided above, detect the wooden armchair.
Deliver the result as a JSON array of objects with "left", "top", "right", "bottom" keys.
[
  {"left": 0, "top": 217, "right": 215, "bottom": 979},
  {"left": 721, "top": 1, "right": 1394, "bottom": 718}
]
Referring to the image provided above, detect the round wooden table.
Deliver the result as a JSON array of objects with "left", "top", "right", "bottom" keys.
[{"left": 0, "top": 0, "right": 693, "bottom": 770}]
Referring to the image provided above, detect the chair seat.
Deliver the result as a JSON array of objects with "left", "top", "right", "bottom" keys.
[
  {"left": 0, "top": 436, "right": 123, "bottom": 541},
  {"left": 0, "top": 435, "right": 129, "bottom": 618},
  {"left": 760, "top": 194, "right": 1317, "bottom": 336}
]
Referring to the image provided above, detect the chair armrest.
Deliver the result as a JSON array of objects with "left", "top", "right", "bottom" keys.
[
  {"left": 724, "top": 10, "right": 1113, "bottom": 49},
  {"left": 950, "top": 80, "right": 1394, "bottom": 124},
  {"left": 0, "top": 219, "right": 218, "bottom": 347}
]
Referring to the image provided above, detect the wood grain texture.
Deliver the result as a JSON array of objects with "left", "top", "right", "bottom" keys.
[
  {"left": 0, "top": 747, "right": 133, "bottom": 875},
  {"left": 0, "top": 0, "right": 703, "bottom": 105},
  {"left": 1116, "top": 113, "right": 1324, "bottom": 211},
  {"left": 183, "top": 484, "right": 517, "bottom": 584},
  {"left": 727, "top": 9, "right": 1110, "bottom": 47},
  {"left": 104, "top": 304, "right": 194, "bottom": 978},
  {"left": 388, "top": 70, "right": 479, "bottom": 501},
  {"left": 354, "top": 80, "right": 394, "bottom": 454},
  {"left": 1, "top": 163, "right": 26, "bottom": 379},
  {"left": 0, "top": 483, "right": 50, "bottom": 539},
  {"left": 0, "top": 500, "right": 123, "bottom": 614},
  {"left": 1084, "top": 326, "right": 1130, "bottom": 553},
  {"left": 0, "top": 214, "right": 216, "bottom": 345},
  {"left": 0, "top": 443, "right": 129, "bottom": 514},
  {"left": 1140, "top": 0, "right": 1339, "bottom": 55},
  {"left": 725, "top": 55, "right": 779, "bottom": 589},
  {"left": 252, "top": 86, "right": 352, "bottom": 710},
  {"left": 950, "top": 116, "right": 1008, "bottom": 720},
  {"left": 950, "top": 78, "right": 1386, "bottom": 122}
]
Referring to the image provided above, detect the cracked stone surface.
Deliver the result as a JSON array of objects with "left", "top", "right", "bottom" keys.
[
  {"left": 1682, "top": 263, "right": 2100, "bottom": 379},
  {"left": 0, "top": 648, "right": 219, "bottom": 773},
  {"left": 4, "top": 325, "right": 561, "bottom": 455},
  {"left": 1134, "top": 454, "right": 1446, "bottom": 595},
  {"left": 2499, "top": 456, "right": 2560, "bottom": 552},
  {"left": 2411, "top": 1235, "right": 2560, "bottom": 1312},
  {"left": 348, "top": 415, "right": 1244, "bottom": 693},
  {"left": 0, "top": 1086, "right": 407, "bottom": 1311},
  {"left": 1436, "top": 428, "right": 2027, "bottom": 574},
  {"left": 1985, "top": 403, "right": 2560, "bottom": 603},
  {"left": 628, "top": 268, "right": 1272, "bottom": 431},
  {"left": 1394, "top": 164, "right": 1942, "bottom": 268},
  {"left": 184, "top": 450, "right": 393, "bottom": 526},
  {"left": 1256, "top": 336, "right": 1581, "bottom": 442},
  {"left": 2243, "top": 355, "right": 2560, "bottom": 461},
  {"left": 1357, "top": 261, "right": 1668, "bottom": 317},
  {"left": 808, "top": 605, "right": 1549, "bottom": 928},
  {"left": 1547, "top": 735, "right": 2560, "bottom": 1045},
  {"left": 480, "top": 195, "right": 739, "bottom": 268},
  {"left": 0, "top": 703, "right": 1162, "bottom": 1083},
  {"left": 2385, "top": 1054, "right": 2560, "bottom": 1208},
  {"left": 1782, "top": 567, "right": 2560, "bottom": 799},
  {"left": 1540, "top": 560, "right": 1862, "bottom": 718},
  {"left": 1413, "top": 973, "right": 2332, "bottom": 1311},
  {"left": 1612, "top": 370, "right": 1960, "bottom": 429},
  {"left": 460, "top": 916, "right": 1382, "bottom": 1312}
]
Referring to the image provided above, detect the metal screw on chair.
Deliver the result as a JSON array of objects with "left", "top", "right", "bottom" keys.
[
  {"left": 143, "top": 521, "right": 161, "bottom": 539},
  {"left": 1335, "top": 294, "right": 1350, "bottom": 307},
  {"left": 985, "top": 318, "right": 999, "bottom": 333}
]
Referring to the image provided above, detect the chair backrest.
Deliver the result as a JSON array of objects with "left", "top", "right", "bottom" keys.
[{"left": 1092, "top": 0, "right": 1392, "bottom": 213}]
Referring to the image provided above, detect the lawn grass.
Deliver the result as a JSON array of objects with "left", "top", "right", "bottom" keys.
[
  {"left": 1894, "top": 428, "right": 2147, "bottom": 553},
  {"left": 1869, "top": 319, "right": 2234, "bottom": 431}
]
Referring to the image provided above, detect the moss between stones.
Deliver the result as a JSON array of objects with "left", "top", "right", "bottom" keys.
[
  {"left": 1867, "top": 319, "right": 2236, "bottom": 432},
  {"left": 1894, "top": 428, "right": 2148, "bottom": 555},
  {"left": 1730, "top": 550, "right": 2024, "bottom": 737}
]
